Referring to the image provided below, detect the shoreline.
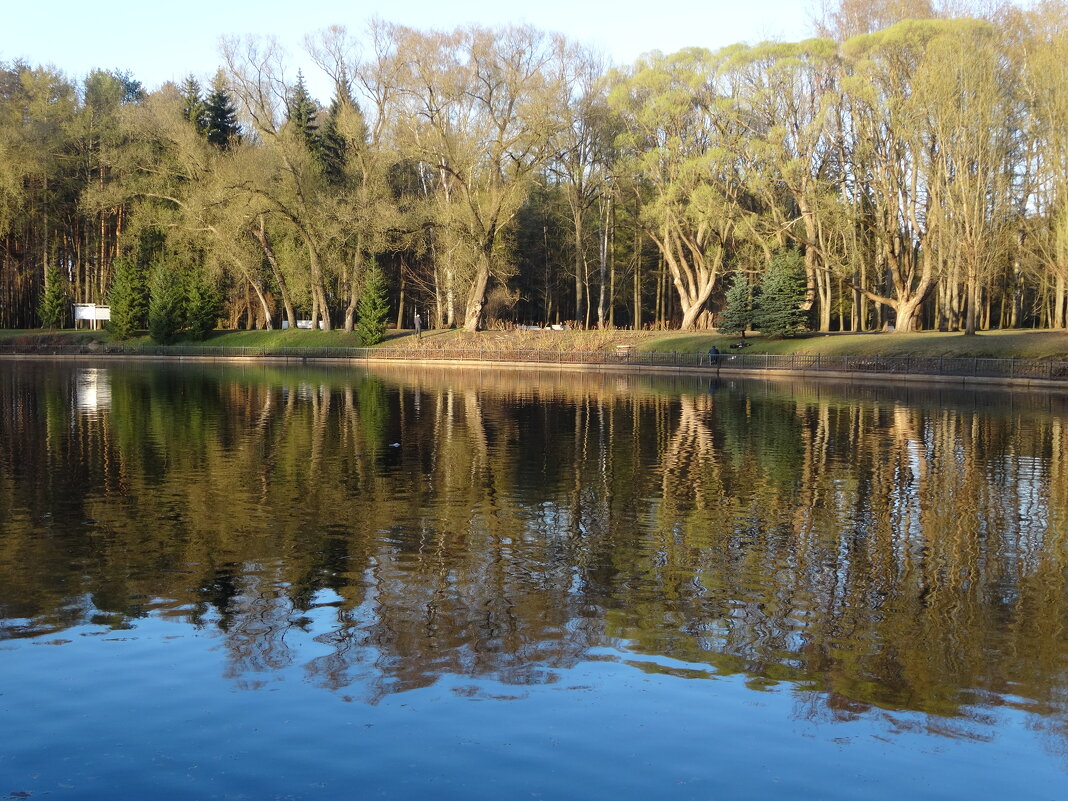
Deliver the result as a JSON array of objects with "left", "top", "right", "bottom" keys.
[{"left": 3, "top": 350, "right": 1066, "bottom": 392}]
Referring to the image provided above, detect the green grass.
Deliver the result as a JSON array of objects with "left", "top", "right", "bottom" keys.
[
  {"left": 638, "top": 329, "right": 1068, "bottom": 359},
  {"left": 2, "top": 327, "right": 1067, "bottom": 359}
]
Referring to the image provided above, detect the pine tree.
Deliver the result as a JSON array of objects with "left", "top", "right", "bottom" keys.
[
  {"left": 718, "top": 272, "right": 753, "bottom": 337},
  {"left": 356, "top": 264, "right": 389, "bottom": 346},
  {"left": 38, "top": 266, "right": 68, "bottom": 329},
  {"left": 147, "top": 261, "right": 186, "bottom": 344},
  {"left": 204, "top": 72, "right": 240, "bottom": 151},
  {"left": 107, "top": 256, "right": 148, "bottom": 340},
  {"left": 753, "top": 251, "right": 808, "bottom": 338},
  {"left": 179, "top": 75, "right": 208, "bottom": 135},
  {"left": 184, "top": 269, "right": 221, "bottom": 341}
]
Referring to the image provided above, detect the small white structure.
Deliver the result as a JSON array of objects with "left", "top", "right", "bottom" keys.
[{"left": 73, "top": 303, "right": 111, "bottom": 330}]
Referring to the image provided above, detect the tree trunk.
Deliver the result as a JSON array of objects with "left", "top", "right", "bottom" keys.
[
  {"left": 396, "top": 272, "right": 406, "bottom": 331},
  {"left": 679, "top": 280, "right": 716, "bottom": 330},
  {"left": 1054, "top": 272, "right": 1067, "bottom": 329},
  {"left": 964, "top": 261, "right": 979, "bottom": 336},
  {"left": 633, "top": 223, "right": 642, "bottom": 330},
  {"left": 608, "top": 204, "right": 616, "bottom": 328},
  {"left": 307, "top": 244, "right": 331, "bottom": 331},
  {"left": 445, "top": 265, "right": 456, "bottom": 328},
  {"left": 597, "top": 197, "right": 609, "bottom": 328},
  {"left": 816, "top": 266, "right": 832, "bottom": 332},
  {"left": 249, "top": 279, "right": 273, "bottom": 329},
  {"left": 574, "top": 207, "right": 585, "bottom": 326},
  {"left": 344, "top": 240, "right": 364, "bottom": 332},
  {"left": 251, "top": 220, "right": 293, "bottom": 329},
  {"left": 463, "top": 251, "right": 491, "bottom": 332}
]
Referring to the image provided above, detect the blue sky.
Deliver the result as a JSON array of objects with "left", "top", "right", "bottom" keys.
[{"left": 6, "top": 0, "right": 815, "bottom": 100}]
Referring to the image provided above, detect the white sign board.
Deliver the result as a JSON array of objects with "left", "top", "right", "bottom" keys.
[{"left": 73, "top": 304, "right": 111, "bottom": 330}]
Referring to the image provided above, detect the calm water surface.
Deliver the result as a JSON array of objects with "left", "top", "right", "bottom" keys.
[{"left": 1, "top": 360, "right": 1066, "bottom": 800}]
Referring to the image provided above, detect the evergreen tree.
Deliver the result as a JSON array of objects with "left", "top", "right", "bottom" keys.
[
  {"left": 147, "top": 261, "right": 186, "bottom": 344},
  {"left": 204, "top": 72, "right": 240, "bottom": 151},
  {"left": 718, "top": 272, "right": 753, "bottom": 337},
  {"left": 287, "top": 71, "right": 320, "bottom": 156},
  {"left": 107, "top": 256, "right": 148, "bottom": 340},
  {"left": 38, "top": 266, "right": 68, "bottom": 329},
  {"left": 356, "top": 264, "right": 389, "bottom": 346},
  {"left": 753, "top": 251, "right": 808, "bottom": 338},
  {"left": 319, "top": 80, "right": 361, "bottom": 185},
  {"left": 184, "top": 269, "right": 221, "bottom": 340},
  {"left": 179, "top": 75, "right": 207, "bottom": 135}
]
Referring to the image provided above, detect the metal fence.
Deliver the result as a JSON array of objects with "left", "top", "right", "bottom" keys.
[{"left": 2, "top": 341, "right": 1066, "bottom": 381}]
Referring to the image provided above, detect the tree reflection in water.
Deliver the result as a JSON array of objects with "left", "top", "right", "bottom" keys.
[{"left": 0, "top": 361, "right": 1065, "bottom": 744}]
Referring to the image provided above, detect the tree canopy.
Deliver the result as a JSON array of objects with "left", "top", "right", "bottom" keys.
[{"left": 3, "top": 2, "right": 1068, "bottom": 335}]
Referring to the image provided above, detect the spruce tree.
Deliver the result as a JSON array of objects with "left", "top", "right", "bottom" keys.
[
  {"left": 184, "top": 269, "right": 221, "bottom": 341},
  {"left": 287, "top": 72, "right": 320, "bottom": 157},
  {"left": 753, "top": 251, "right": 808, "bottom": 338},
  {"left": 107, "top": 256, "right": 149, "bottom": 340},
  {"left": 147, "top": 262, "right": 186, "bottom": 344},
  {"left": 356, "top": 264, "right": 389, "bottom": 346},
  {"left": 204, "top": 72, "right": 240, "bottom": 151},
  {"left": 319, "top": 78, "right": 364, "bottom": 185},
  {"left": 718, "top": 272, "right": 753, "bottom": 337},
  {"left": 38, "top": 266, "right": 68, "bottom": 329},
  {"left": 179, "top": 75, "right": 208, "bottom": 135}
]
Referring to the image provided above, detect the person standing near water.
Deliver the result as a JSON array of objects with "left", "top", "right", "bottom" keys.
[{"left": 414, "top": 311, "right": 422, "bottom": 338}]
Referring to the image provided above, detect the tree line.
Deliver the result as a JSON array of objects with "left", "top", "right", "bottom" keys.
[{"left": 2, "top": 0, "right": 1067, "bottom": 336}]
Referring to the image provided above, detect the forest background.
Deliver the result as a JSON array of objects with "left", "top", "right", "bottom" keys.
[{"left": 3, "top": 0, "right": 1068, "bottom": 338}]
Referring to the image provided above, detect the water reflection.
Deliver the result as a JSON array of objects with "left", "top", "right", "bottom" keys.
[
  {"left": 0, "top": 361, "right": 1066, "bottom": 741},
  {"left": 76, "top": 367, "right": 111, "bottom": 414}
]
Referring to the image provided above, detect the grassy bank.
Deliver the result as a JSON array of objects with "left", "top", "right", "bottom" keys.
[{"left": 3, "top": 327, "right": 1067, "bottom": 360}]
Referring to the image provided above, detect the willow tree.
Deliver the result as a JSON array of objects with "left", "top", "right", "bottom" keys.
[
  {"left": 1020, "top": 1, "right": 1068, "bottom": 329},
  {"left": 389, "top": 24, "right": 565, "bottom": 331},
  {"left": 549, "top": 44, "right": 616, "bottom": 327},
  {"left": 611, "top": 48, "right": 749, "bottom": 330},
  {"left": 839, "top": 21, "right": 953, "bottom": 332},
  {"left": 223, "top": 36, "right": 336, "bottom": 330},
  {"left": 723, "top": 38, "right": 841, "bottom": 331},
  {"left": 309, "top": 24, "right": 403, "bottom": 332},
  {"left": 914, "top": 19, "right": 1016, "bottom": 335},
  {"left": 118, "top": 84, "right": 278, "bottom": 328}
]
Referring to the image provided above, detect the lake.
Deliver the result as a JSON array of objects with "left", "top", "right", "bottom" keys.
[{"left": 1, "top": 360, "right": 1066, "bottom": 800}]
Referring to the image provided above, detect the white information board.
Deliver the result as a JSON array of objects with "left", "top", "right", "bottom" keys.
[{"left": 73, "top": 304, "right": 111, "bottom": 329}]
